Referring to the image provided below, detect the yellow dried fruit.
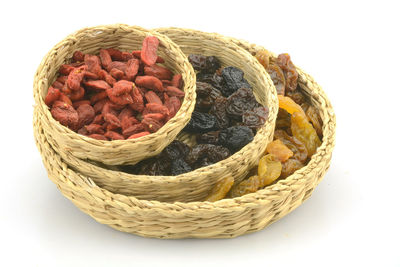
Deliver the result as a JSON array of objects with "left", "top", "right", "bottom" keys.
[
  {"left": 266, "top": 139, "right": 294, "bottom": 162},
  {"left": 229, "top": 176, "right": 260, "bottom": 198},
  {"left": 205, "top": 176, "right": 234, "bottom": 202},
  {"left": 258, "top": 154, "right": 282, "bottom": 186},
  {"left": 291, "top": 111, "right": 321, "bottom": 157}
]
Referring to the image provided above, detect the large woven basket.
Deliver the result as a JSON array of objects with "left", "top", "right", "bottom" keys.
[
  {"left": 38, "top": 28, "right": 279, "bottom": 203},
  {"left": 33, "top": 24, "right": 196, "bottom": 165},
  {"left": 34, "top": 47, "right": 336, "bottom": 238}
]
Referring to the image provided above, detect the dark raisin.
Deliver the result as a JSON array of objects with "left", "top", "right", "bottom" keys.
[
  {"left": 184, "top": 111, "right": 218, "bottom": 133},
  {"left": 221, "top": 67, "right": 251, "bottom": 96},
  {"left": 170, "top": 158, "right": 192, "bottom": 175},
  {"left": 226, "top": 87, "right": 260, "bottom": 120},
  {"left": 242, "top": 106, "right": 269, "bottom": 130},
  {"left": 196, "top": 131, "right": 220, "bottom": 145},
  {"left": 210, "top": 96, "right": 230, "bottom": 129},
  {"left": 185, "top": 144, "right": 231, "bottom": 168},
  {"left": 189, "top": 54, "right": 221, "bottom": 73},
  {"left": 160, "top": 140, "right": 190, "bottom": 161},
  {"left": 195, "top": 82, "right": 222, "bottom": 112},
  {"left": 219, "top": 126, "right": 254, "bottom": 152},
  {"left": 137, "top": 158, "right": 170, "bottom": 176}
]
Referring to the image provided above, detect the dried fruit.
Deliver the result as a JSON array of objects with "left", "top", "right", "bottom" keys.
[
  {"left": 226, "top": 87, "right": 260, "bottom": 120},
  {"left": 50, "top": 101, "right": 79, "bottom": 130},
  {"left": 276, "top": 53, "right": 298, "bottom": 92},
  {"left": 291, "top": 111, "right": 321, "bottom": 157},
  {"left": 221, "top": 66, "right": 251, "bottom": 96},
  {"left": 142, "top": 117, "right": 163, "bottom": 133},
  {"left": 255, "top": 49, "right": 270, "bottom": 69},
  {"left": 196, "top": 131, "right": 220, "bottom": 145},
  {"left": 257, "top": 154, "right": 282, "bottom": 186},
  {"left": 144, "top": 91, "right": 163, "bottom": 105},
  {"left": 186, "top": 144, "right": 230, "bottom": 168},
  {"left": 267, "top": 63, "right": 286, "bottom": 95},
  {"left": 125, "top": 58, "right": 139, "bottom": 81},
  {"left": 278, "top": 95, "right": 305, "bottom": 116},
  {"left": 141, "top": 36, "right": 159, "bottom": 66},
  {"left": 128, "top": 131, "right": 150, "bottom": 139},
  {"left": 266, "top": 139, "right": 293, "bottom": 162},
  {"left": 209, "top": 96, "right": 230, "bottom": 129},
  {"left": 135, "top": 76, "right": 163, "bottom": 92},
  {"left": 188, "top": 54, "right": 221, "bottom": 73},
  {"left": 219, "top": 126, "right": 254, "bottom": 152},
  {"left": 104, "top": 131, "right": 124, "bottom": 140},
  {"left": 185, "top": 111, "right": 218, "bottom": 133},
  {"left": 144, "top": 64, "right": 173, "bottom": 80},
  {"left": 280, "top": 159, "right": 304, "bottom": 178},
  {"left": 67, "top": 65, "right": 87, "bottom": 91},
  {"left": 170, "top": 158, "right": 192, "bottom": 175},
  {"left": 205, "top": 176, "right": 234, "bottom": 202},
  {"left": 160, "top": 140, "right": 190, "bottom": 161},
  {"left": 84, "top": 54, "right": 101, "bottom": 75},
  {"left": 44, "top": 86, "right": 60, "bottom": 106},
  {"left": 165, "top": 86, "right": 185, "bottom": 97},
  {"left": 76, "top": 104, "right": 95, "bottom": 128},
  {"left": 229, "top": 176, "right": 260, "bottom": 198},
  {"left": 242, "top": 106, "right": 269, "bottom": 130},
  {"left": 306, "top": 105, "right": 323, "bottom": 138},
  {"left": 99, "top": 49, "right": 112, "bottom": 69},
  {"left": 84, "top": 80, "right": 111, "bottom": 90}
]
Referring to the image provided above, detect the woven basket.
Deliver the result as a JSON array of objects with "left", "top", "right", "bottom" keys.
[
  {"left": 38, "top": 28, "right": 279, "bottom": 203},
  {"left": 33, "top": 45, "right": 335, "bottom": 238},
  {"left": 33, "top": 24, "right": 196, "bottom": 165}
]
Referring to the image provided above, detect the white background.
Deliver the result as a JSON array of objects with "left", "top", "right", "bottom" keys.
[{"left": 1, "top": 0, "right": 399, "bottom": 266}]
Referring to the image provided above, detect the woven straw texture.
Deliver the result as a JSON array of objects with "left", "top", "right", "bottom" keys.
[
  {"left": 33, "top": 24, "right": 196, "bottom": 165},
  {"left": 33, "top": 37, "right": 335, "bottom": 238},
  {"left": 38, "top": 28, "right": 279, "bottom": 203}
]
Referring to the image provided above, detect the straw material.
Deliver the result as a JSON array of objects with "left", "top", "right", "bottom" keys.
[
  {"left": 33, "top": 37, "right": 335, "bottom": 238},
  {"left": 37, "top": 28, "right": 279, "bottom": 203},
  {"left": 33, "top": 24, "right": 196, "bottom": 165}
]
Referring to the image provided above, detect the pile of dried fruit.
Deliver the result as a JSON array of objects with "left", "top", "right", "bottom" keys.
[
  {"left": 45, "top": 36, "right": 184, "bottom": 141},
  {"left": 206, "top": 51, "right": 323, "bottom": 201},
  {"left": 120, "top": 54, "right": 269, "bottom": 175}
]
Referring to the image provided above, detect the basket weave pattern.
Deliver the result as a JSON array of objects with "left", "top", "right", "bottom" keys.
[
  {"left": 33, "top": 24, "right": 196, "bottom": 165},
  {"left": 38, "top": 28, "right": 279, "bottom": 203},
  {"left": 33, "top": 39, "right": 335, "bottom": 238}
]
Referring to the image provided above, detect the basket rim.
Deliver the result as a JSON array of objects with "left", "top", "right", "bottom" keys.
[
  {"left": 33, "top": 23, "right": 196, "bottom": 146},
  {"left": 34, "top": 62, "right": 335, "bottom": 211}
]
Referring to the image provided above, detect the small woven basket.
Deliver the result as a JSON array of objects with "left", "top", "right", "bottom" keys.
[
  {"left": 38, "top": 28, "right": 279, "bottom": 203},
  {"left": 33, "top": 24, "right": 196, "bottom": 165},
  {"left": 34, "top": 40, "right": 335, "bottom": 238}
]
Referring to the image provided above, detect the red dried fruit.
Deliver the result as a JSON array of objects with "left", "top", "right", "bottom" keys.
[
  {"left": 77, "top": 104, "right": 95, "bottom": 128},
  {"left": 156, "top": 56, "right": 165, "bottom": 63},
  {"left": 106, "top": 48, "right": 124, "bottom": 61},
  {"left": 142, "top": 117, "right": 163, "bottom": 133},
  {"left": 72, "top": 100, "right": 91, "bottom": 109},
  {"left": 141, "top": 36, "right": 159, "bottom": 66},
  {"left": 164, "top": 96, "right": 181, "bottom": 120},
  {"left": 59, "top": 64, "right": 75, "bottom": 75},
  {"left": 130, "top": 87, "right": 145, "bottom": 112},
  {"left": 45, "top": 87, "right": 61, "bottom": 107},
  {"left": 144, "top": 91, "right": 163, "bottom": 105},
  {"left": 72, "top": 51, "right": 85, "bottom": 62},
  {"left": 90, "top": 91, "right": 108, "bottom": 104},
  {"left": 144, "top": 65, "right": 173, "bottom": 80},
  {"left": 99, "top": 49, "right": 112, "bottom": 69},
  {"left": 122, "top": 123, "right": 146, "bottom": 138},
  {"left": 85, "top": 124, "right": 105, "bottom": 135},
  {"left": 143, "top": 113, "right": 165, "bottom": 122},
  {"left": 51, "top": 101, "right": 79, "bottom": 130},
  {"left": 92, "top": 114, "right": 104, "bottom": 125},
  {"left": 104, "top": 113, "right": 121, "bottom": 128},
  {"left": 107, "top": 61, "right": 127, "bottom": 72},
  {"left": 101, "top": 102, "right": 119, "bottom": 117},
  {"left": 84, "top": 80, "right": 111, "bottom": 90},
  {"left": 143, "top": 103, "right": 169, "bottom": 117},
  {"left": 165, "top": 86, "right": 185, "bottom": 97},
  {"left": 109, "top": 68, "right": 124, "bottom": 80},
  {"left": 56, "top": 75, "right": 67, "bottom": 84},
  {"left": 93, "top": 99, "right": 108, "bottom": 114},
  {"left": 121, "top": 116, "right": 140, "bottom": 131},
  {"left": 84, "top": 71, "right": 99, "bottom": 80},
  {"left": 125, "top": 58, "right": 140, "bottom": 81},
  {"left": 118, "top": 106, "right": 135, "bottom": 121},
  {"left": 59, "top": 93, "right": 72, "bottom": 106},
  {"left": 52, "top": 81, "right": 64, "bottom": 90},
  {"left": 112, "top": 80, "right": 134, "bottom": 95},
  {"left": 67, "top": 65, "right": 87, "bottom": 91},
  {"left": 132, "top": 50, "right": 141, "bottom": 58},
  {"left": 128, "top": 131, "right": 150, "bottom": 139},
  {"left": 98, "top": 70, "right": 116, "bottom": 86},
  {"left": 171, "top": 74, "right": 183, "bottom": 88},
  {"left": 121, "top": 52, "right": 133, "bottom": 61},
  {"left": 77, "top": 127, "right": 89, "bottom": 136},
  {"left": 107, "top": 88, "right": 133, "bottom": 105},
  {"left": 162, "top": 80, "right": 173, "bottom": 86},
  {"left": 69, "top": 86, "right": 85, "bottom": 101},
  {"left": 84, "top": 54, "right": 102, "bottom": 75},
  {"left": 88, "top": 134, "right": 107, "bottom": 140},
  {"left": 135, "top": 76, "right": 163, "bottom": 92},
  {"left": 104, "top": 131, "right": 125, "bottom": 140}
]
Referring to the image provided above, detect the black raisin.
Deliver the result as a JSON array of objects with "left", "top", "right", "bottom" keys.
[
  {"left": 186, "top": 144, "right": 231, "bottom": 169},
  {"left": 184, "top": 111, "right": 218, "bottom": 133},
  {"left": 210, "top": 96, "right": 230, "bottom": 129},
  {"left": 160, "top": 140, "right": 190, "bottom": 161},
  {"left": 189, "top": 54, "right": 221, "bottom": 73},
  {"left": 196, "top": 131, "right": 220, "bottom": 145},
  {"left": 221, "top": 67, "right": 251, "bottom": 96},
  {"left": 242, "top": 106, "right": 269, "bottom": 130},
  {"left": 226, "top": 87, "right": 260, "bottom": 120},
  {"left": 170, "top": 158, "right": 192, "bottom": 175},
  {"left": 219, "top": 126, "right": 254, "bottom": 152}
]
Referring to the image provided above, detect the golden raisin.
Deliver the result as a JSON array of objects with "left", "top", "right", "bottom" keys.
[
  {"left": 205, "top": 176, "right": 234, "bottom": 202},
  {"left": 266, "top": 139, "right": 294, "bottom": 162},
  {"left": 258, "top": 154, "right": 282, "bottom": 186},
  {"left": 291, "top": 112, "right": 321, "bottom": 157}
]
